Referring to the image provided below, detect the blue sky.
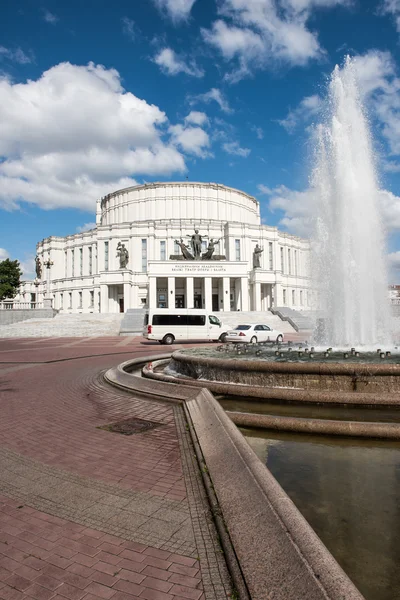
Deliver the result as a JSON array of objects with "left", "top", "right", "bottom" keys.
[{"left": 2, "top": 0, "right": 400, "bottom": 279}]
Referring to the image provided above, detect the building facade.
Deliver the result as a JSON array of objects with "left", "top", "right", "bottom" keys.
[{"left": 18, "top": 182, "right": 311, "bottom": 313}]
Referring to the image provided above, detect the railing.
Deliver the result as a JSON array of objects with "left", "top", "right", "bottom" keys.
[{"left": 0, "top": 301, "right": 45, "bottom": 310}]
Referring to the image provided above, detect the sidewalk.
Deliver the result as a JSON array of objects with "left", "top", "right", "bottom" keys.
[{"left": 0, "top": 337, "right": 232, "bottom": 600}]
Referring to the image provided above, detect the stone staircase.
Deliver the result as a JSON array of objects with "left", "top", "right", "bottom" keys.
[
  {"left": 119, "top": 309, "right": 146, "bottom": 336},
  {"left": 270, "top": 307, "right": 314, "bottom": 332},
  {"left": 0, "top": 312, "right": 124, "bottom": 338}
]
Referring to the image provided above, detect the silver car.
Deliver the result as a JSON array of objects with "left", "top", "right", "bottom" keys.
[{"left": 225, "top": 324, "right": 284, "bottom": 344}]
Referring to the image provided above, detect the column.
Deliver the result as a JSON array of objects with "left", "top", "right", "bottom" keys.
[
  {"left": 274, "top": 283, "right": 282, "bottom": 307},
  {"left": 168, "top": 277, "right": 176, "bottom": 309},
  {"left": 149, "top": 277, "right": 157, "bottom": 309},
  {"left": 254, "top": 281, "right": 261, "bottom": 311},
  {"left": 100, "top": 284, "right": 108, "bottom": 313},
  {"left": 222, "top": 277, "right": 230, "bottom": 312},
  {"left": 131, "top": 284, "right": 138, "bottom": 309},
  {"left": 186, "top": 277, "right": 194, "bottom": 309},
  {"left": 240, "top": 277, "right": 249, "bottom": 311},
  {"left": 123, "top": 282, "right": 131, "bottom": 311},
  {"left": 204, "top": 277, "right": 212, "bottom": 311}
]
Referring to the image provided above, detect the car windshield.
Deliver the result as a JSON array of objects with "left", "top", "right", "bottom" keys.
[{"left": 235, "top": 325, "right": 251, "bottom": 330}]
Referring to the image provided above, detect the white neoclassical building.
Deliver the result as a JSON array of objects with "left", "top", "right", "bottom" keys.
[{"left": 18, "top": 182, "right": 311, "bottom": 313}]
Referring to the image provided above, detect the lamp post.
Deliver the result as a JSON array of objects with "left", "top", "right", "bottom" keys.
[{"left": 43, "top": 256, "right": 54, "bottom": 308}]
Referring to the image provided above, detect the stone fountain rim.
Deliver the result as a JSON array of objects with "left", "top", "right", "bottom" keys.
[{"left": 172, "top": 349, "right": 400, "bottom": 376}]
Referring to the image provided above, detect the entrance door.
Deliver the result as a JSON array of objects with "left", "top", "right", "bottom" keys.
[
  {"left": 119, "top": 298, "right": 124, "bottom": 313},
  {"left": 175, "top": 295, "right": 185, "bottom": 308},
  {"left": 194, "top": 294, "right": 202, "bottom": 308},
  {"left": 212, "top": 294, "right": 219, "bottom": 311}
]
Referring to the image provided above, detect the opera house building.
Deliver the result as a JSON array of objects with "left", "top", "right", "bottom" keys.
[{"left": 18, "top": 182, "right": 311, "bottom": 313}]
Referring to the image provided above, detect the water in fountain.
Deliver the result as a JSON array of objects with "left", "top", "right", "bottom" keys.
[{"left": 311, "top": 57, "right": 393, "bottom": 346}]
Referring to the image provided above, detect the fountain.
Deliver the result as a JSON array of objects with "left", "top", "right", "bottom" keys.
[
  {"left": 311, "top": 56, "right": 392, "bottom": 346},
  {"left": 142, "top": 57, "right": 400, "bottom": 432}
]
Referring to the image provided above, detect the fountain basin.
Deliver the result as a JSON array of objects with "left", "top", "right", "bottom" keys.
[{"left": 166, "top": 349, "right": 400, "bottom": 394}]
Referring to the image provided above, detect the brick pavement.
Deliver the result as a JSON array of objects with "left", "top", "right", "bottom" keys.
[{"left": 0, "top": 337, "right": 233, "bottom": 600}]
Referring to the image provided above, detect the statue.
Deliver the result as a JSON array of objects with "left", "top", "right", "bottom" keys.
[
  {"left": 117, "top": 242, "right": 129, "bottom": 268},
  {"left": 175, "top": 239, "right": 194, "bottom": 260},
  {"left": 190, "top": 229, "right": 203, "bottom": 259},
  {"left": 253, "top": 244, "right": 263, "bottom": 268},
  {"left": 35, "top": 255, "right": 42, "bottom": 279},
  {"left": 202, "top": 238, "right": 220, "bottom": 260}
]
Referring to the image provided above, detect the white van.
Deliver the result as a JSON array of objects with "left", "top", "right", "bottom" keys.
[{"left": 143, "top": 309, "right": 229, "bottom": 344}]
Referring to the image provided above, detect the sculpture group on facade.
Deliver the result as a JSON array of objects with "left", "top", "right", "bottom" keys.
[
  {"left": 117, "top": 242, "right": 129, "bottom": 268},
  {"left": 171, "top": 229, "right": 224, "bottom": 261}
]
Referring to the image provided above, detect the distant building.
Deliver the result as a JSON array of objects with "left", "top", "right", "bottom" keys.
[{"left": 17, "top": 182, "right": 311, "bottom": 313}]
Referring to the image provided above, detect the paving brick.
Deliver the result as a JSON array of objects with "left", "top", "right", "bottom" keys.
[
  {"left": 141, "top": 577, "right": 173, "bottom": 594},
  {"left": 97, "top": 545, "right": 122, "bottom": 557},
  {"left": 116, "top": 561, "right": 145, "bottom": 576},
  {"left": 141, "top": 569, "right": 169, "bottom": 583},
  {"left": 142, "top": 550, "right": 170, "bottom": 562},
  {"left": 166, "top": 557, "right": 196, "bottom": 569},
  {"left": 14, "top": 566, "right": 39, "bottom": 581},
  {"left": 91, "top": 572, "right": 118, "bottom": 588},
  {"left": 168, "top": 585, "right": 202, "bottom": 600},
  {"left": 56, "top": 583, "right": 86, "bottom": 600},
  {"left": 166, "top": 575, "right": 200, "bottom": 590},
  {"left": 61, "top": 573, "right": 89, "bottom": 590},
  {"left": 91, "top": 563, "right": 119, "bottom": 577},
  {"left": 4, "top": 574, "right": 31, "bottom": 591},
  {"left": 33, "top": 575, "right": 62, "bottom": 591},
  {"left": 0, "top": 584, "right": 25, "bottom": 600},
  {"left": 112, "top": 580, "right": 144, "bottom": 597},
  {"left": 95, "top": 553, "right": 121, "bottom": 567},
  {"left": 167, "top": 566, "right": 198, "bottom": 579},
  {"left": 84, "top": 582, "right": 116, "bottom": 600},
  {"left": 139, "top": 588, "right": 173, "bottom": 600},
  {"left": 142, "top": 558, "right": 171, "bottom": 572},
  {"left": 118, "top": 552, "right": 145, "bottom": 565},
  {"left": 26, "top": 583, "right": 57, "bottom": 600}
]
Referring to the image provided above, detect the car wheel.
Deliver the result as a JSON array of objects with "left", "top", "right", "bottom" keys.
[
  {"left": 250, "top": 336, "right": 257, "bottom": 344},
  {"left": 162, "top": 334, "right": 175, "bottom": 345},
  {"left": 276, "top": 334, "right": 283, "bottom": 343},
  {"left": 219, "top": 333, "right": 228, "bottom": 343}
]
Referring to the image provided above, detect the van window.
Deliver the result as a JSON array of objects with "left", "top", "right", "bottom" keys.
[
  {"left": 209, "top": 315, "right": 221, "bottom": 326},
  {"left": 187, "top": 315, "right": 206, "bottom": 326},
  {"left": 153, "top": 314, "right": 187, "bottom": 326}
]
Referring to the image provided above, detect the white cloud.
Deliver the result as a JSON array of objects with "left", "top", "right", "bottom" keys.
[
  {"left": 278, "top": 94, "right": 321, "bottom": 132},
  {"left": 201, "top": 0, "right": 351, "bottom": 82},
  {"left": 152, "top": 0, "right": 197, "bottom": 22},
  {"left": 0, "top": 46, "right": 33, "bottom": 64},
  {"left": 257, "top": 184, "right": 273, "bottom": 194},
  {"left": 190, "top": 88, "right": 233, "bottom": 113},
  {"left": 43, "top": 9, "right": 59, "bottom": 24},
  {"left": 0, "top": 62, "right": 187, "bottom": 211},
  {"left": 0, "top": 248, "right": 10, "bottom": 261},
  {"left": 19, "top": 255, "right": 36, "bottom": 280},
  {"left": 153, "top": 48, "right": 204, "bottom": 77},
  {"left": 222, "top": 141, "right": 251, "bottom": 157},
  {"left": 268, "top": 184, "right": 315, "bottom": 237},
  {"left": 184, "top": 111, "right": 209, "bottom": 126},
  {"left": 169, "top": 123, "right": 211, "bottom": 157},
  {"left": 251, "top": 125, "right": 264, "bottom": 139},
  {"left": 122, "top": 17, "right": 136, "bottom": 40},
  {"left": 379, "top": 0, "right": 400, "bottom": 32},
  {"left": 76, "top": 222, "right": 96, "bottom": 233}
]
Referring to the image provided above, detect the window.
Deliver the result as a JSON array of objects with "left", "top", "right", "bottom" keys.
[
  {"left": 104, "top": 241, "right": 109, "bottom": 271},
  {"left": 141, "top": 239, "right": 147, "bottom": 272},
  {"left": 202, "top": 240, "right": 207, "bottom": 252},
  {"left": 209, "top": 315, "right": 221, "bottom": 326},
  {"left": 288, "top": 249, "right": 291, "bottom": 275},
  {"left": 300, "top": 290, "right": 303, "bottom": 305},
  {"left": 71, "top": 249, "right": 75, "bottom": 277},
  {"left": 280, "top": 247, "right": 284, "bottom": 273},
  {"left": 79, "top": 248, "right": 83, "bottom": 276},
  {"left": 69, "top": 292, "right": 72, "bottom": 309},
  {"left": 78, "top": 291, "right": 82, "bottom": 308},
  {"left": 90, "top": 290, "right": 94, "bottom": 307},
  {"left": 292, "top": 289, "right": 295, "bottom": 305},
  {"left": 60, "top": 293, "right": 63, "bottom": 309},
  {"left": 174, "top": 240, "right": 180, "bottom": 255},
  {"left": 64, "top": 251, "right": 67, "bottom": 278},
  {"left": 283, "top": 289, "right": 287, "bottom": 305},
  {"left": 269, "top": 242, "right": 273, "bottom": 270},
  {"left": 235, "top": 325, "right": 251, "bottom": 330},
  {"left": 89, "top": 247, "right": 93, "bottom": 275},
  {"left": 235, "top": 239, "right": 241, "bottom": 261},
  {"left": 294, "top": 250, "right": 298, "bottom": 276},
  {"left": 160, "top": 240, "right": 166, "bottom": 261}
]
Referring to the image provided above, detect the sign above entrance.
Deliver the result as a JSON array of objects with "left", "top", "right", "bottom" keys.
[
  {"left": 169, "top": 229, "right": 226, "bottom": 261},
  {"left": 171, "top": 263, "right": 228, "bottom": 273}
]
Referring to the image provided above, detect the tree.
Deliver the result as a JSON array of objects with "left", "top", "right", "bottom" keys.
[{"left": 0, "top": 259, "right": 22, "bottom": 301}]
